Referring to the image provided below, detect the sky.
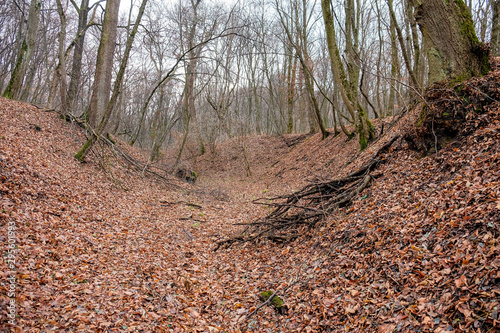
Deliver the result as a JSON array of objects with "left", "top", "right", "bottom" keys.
[{"left": 117, "top": 0, "right": 238, "bottom": 14}]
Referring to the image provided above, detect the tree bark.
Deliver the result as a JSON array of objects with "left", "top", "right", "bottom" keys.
[
  {"left": 2, "top": 0, "right": 41, "bottom": 100},
  {"left": 87, "top": 0, "right": 120, "bottom": 128},
  {"left": 492, "top": 0, "right": 500, "bottom": 56},
  {"left": 412, "top": 0, "right": 490, "bottom": 85},
  {"left": 67, "top": 0, "right": 90, "bottom": 111}
]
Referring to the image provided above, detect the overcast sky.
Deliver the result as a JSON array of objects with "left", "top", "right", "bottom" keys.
[{"left": 117, "top": 0, "right": 239, "bottom": 13}]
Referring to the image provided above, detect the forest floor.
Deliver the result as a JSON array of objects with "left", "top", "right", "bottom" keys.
[{"left": 1, "top": 67, "right": 500, "bottom": 332}]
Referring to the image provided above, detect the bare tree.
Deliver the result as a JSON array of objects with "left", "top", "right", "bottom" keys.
[
  {"left": 275, "top": 0, "right": 328, "bottom": 139},
  {"left": 321, "top": 0, "right": 374, "bottom": 149},
  {"left": 67, "top": 0, "right": 91, "bottom": 111},
  {"left": 75, "top": 0, "right": 124, "bottom": 161},
  {"left": 87, "top": 0, "right": 120, "bottom": 128},
  {"left": 55, "top": 0, "right": 68, "bottom": 115},
  {"left": 2, "top": 0, "right": 41, "bottom": 100}
]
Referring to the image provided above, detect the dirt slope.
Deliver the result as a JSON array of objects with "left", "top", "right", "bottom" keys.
[{"left": 1, "top": 63, "right": 499, "bottom": 333}]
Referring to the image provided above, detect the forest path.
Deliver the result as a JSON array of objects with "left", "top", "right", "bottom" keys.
[{"left": 0, "top": 97, "right": 305, "bottom": 332}]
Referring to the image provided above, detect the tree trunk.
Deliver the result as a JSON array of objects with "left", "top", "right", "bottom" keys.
[
  {"left": 388, "top": 0, "right": 399, "bottom": 116},
  {"left": 180, "top": 0, "right": 206, "bottom": 155},
  {"left": 87, "top": 0, "right": 120, "bottom": 128},
  {"left": 321, "top": 0, "right": 372, "bottom": 148},
  {"left": 286, "top": 46, "right": 297, "bottom": 134},
  {"left": 76, "top": 0, "right": 147, "bottom": 162},
  {"left": 276, "top": 0, "right": 328, "bottom": 139},
  {"left": 67, "top": 0, "right": 90, "bottom": 111},
  {"left": 412, "top": 0, "right": 490, "bottom": 85},
  {"left": 2, "top": 0, "right": 41, "bottom": 100},
  {"left": 387, "top": 0, "right": 420, "bottom": 92},
  {"left": 492, "top": 0, "right": 500, "bottom": 56},
  {"left": 55, "top": 0, "right": 68, "bottom": 115},
  {"left": 405, "top": 0, "right": 423, "bottom": 87}
]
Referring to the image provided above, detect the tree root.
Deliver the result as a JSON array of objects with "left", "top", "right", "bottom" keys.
[{"left": 214, "top": 135, "right": 400, "bottom": 251}]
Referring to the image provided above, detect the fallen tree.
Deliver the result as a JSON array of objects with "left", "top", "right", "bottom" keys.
[{"left": 38, "top": 105, "right": 180, "bottom": 187}]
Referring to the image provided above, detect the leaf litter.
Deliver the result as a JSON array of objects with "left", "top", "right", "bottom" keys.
[{"left": 0, "top": 64, "right": 499, "bottom": 332}]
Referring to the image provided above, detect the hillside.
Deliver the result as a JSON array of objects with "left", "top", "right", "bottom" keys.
[{"left": 1, "top": 66, "right": 499, "bottom": 333}]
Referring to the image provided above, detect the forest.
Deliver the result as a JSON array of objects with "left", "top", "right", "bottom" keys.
[
  {"left": 1, "top": 0, "right": 499, "bottom": 332},
  {"left": 0, "top": 0, "right": 496, "bottom": 158}
]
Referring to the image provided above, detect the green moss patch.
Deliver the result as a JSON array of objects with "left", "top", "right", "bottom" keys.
[{"left": 259, "top": 290, "right": 284, "bottom": 309}]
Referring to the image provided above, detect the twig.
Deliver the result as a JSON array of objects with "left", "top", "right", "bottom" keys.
[
  {"left": 161, "top": 201, "right": 202, "bottom": 209},
  {"left": 182, "top": 228, "right": 194, "bottom": 240}
]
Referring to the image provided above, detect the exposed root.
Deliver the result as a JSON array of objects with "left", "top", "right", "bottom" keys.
[{"left": 215, "top": 136, "right": 400, "bottom": 251}]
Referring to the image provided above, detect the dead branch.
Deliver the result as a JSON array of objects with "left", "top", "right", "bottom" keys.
[
  {"left": 160, "top": 201, "right": 202, "bottom": 209},
  {"left": 214, "top": 136, "right": 400, "bottom": 251}
]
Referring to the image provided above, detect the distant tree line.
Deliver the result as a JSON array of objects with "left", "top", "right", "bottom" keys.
[{"left": 0, "top": 0, "right": 496, "bottom": 161}]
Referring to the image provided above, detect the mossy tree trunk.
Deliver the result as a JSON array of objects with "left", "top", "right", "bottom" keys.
[
  {"left": 412, "top": 0, "right": 490, "bottom": 85},
  {"left": 76, "top": 0, "right": 147, "bottom": 161},
  {"left": 492, "top": 0, "right": 500, "bottom": 56},
  {"left": 2, "top": 0, "right": 41, "bottom": 100},
  {"left": 320, "top": 0, "right": 373, "bottom": 149}
]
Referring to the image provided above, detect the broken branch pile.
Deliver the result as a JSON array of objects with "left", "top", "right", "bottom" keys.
[{"left": 215, "top": 135, "right": 399, "bottom": 250}]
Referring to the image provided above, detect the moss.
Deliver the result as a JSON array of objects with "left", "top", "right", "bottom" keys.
[
  {"left": 366, "top": 118, "right": 375, "bottom": 141},
  {"left": 454, "top": 0, "right": 491, "bottom": 77},
  {"left": 355, "top": 105, "right": 374, "bottom": 151},
  {"left": 416, "top": 109, "right": 426, "bottom": 127},
  {"left": 75, "top": 134, "right": 97, "bottom": 162},
  {"left": 455, "top": 0, "right": 479, "bottom": 43},
  {"left": 106, "top": 133, "right": 116, "bottom": 144},
  {"left": 451, "top": 72, "right": 470, "bottom": 85},
  {"left": 260, "top": 291, "right": 284, "bottom": 308},
  {"left": 359, "top": 133, "right": 368, "bottom": 150},
  {"left": 477, "top": 46, "right": 491, "bottom": 76}
]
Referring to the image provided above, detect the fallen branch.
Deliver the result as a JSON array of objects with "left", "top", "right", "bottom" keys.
[
  {"left": 30, "top": 102, "right": 179, "bottom": 187},
  {"left": 215, "top": 136, "right": 400, "bottom": 250},
  {"left": 160, "top": 201, "right": 202, "bottom": 209}
]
